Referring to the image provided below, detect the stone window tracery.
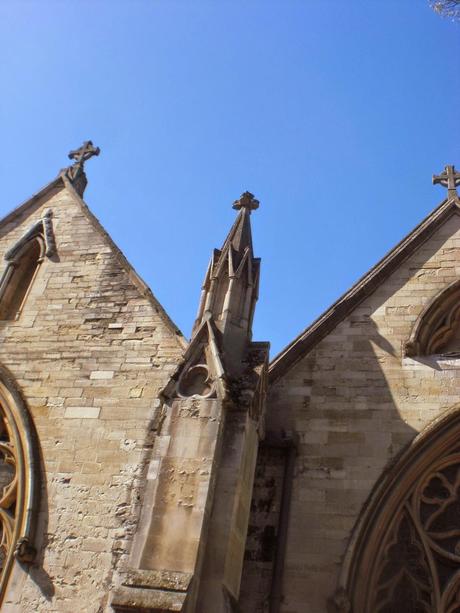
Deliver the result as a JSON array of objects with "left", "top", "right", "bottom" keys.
[
  {"left": 0, "top": 375, "right": 38, "bottom": 604},
  {"left": 406, "top": 280, "right": 460, "bottom": 357},
  {"left": 346, "top": 412, "right": 460, "bottom": 613}
]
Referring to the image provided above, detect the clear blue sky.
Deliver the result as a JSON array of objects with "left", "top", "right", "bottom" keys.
[{"left": 0, "top": 1, "right": 459, "bottom": 356}]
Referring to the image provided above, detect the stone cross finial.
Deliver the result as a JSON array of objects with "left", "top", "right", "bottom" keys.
[
  {"left": 232, "top": 191, "right": 259, "bottom": 212},
  {"left": 433, "top": 165, "right": 460, "bottom": 197},
  {"left": 66, "top": 141, "right": 100, "bottom": 196},
  {"left": 68, "top": 140, "right": 100, "bottom": 166}
]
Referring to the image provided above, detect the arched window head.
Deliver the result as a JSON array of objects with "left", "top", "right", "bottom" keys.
[
  {"left": 343, "top": 409, "right": 460, "bottom": 613},
  {"left": 0, "top": 209, "right": 56, "bottom": 321},
  {"left": 406, "top": 280, "right": 460, "bottom": 357},
  {"left": 0, "top": 237, "right": 44, "bottom": 321},
  {"left": 0, "top": 369, "right": 39, "bottom": 604}
]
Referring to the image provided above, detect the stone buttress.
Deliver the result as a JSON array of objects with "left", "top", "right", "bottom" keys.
[{"left": 112, "top": 192, "right": 269, "bottom": 612}]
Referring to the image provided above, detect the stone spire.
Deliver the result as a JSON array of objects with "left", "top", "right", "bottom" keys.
[
  {"left": 192, "top": 191, "right": 261, "bottom": 375},
  {"left": 121, "top": 191, "right": 269, "bottom": 613}
]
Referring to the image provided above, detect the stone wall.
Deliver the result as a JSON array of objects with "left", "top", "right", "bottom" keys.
[
  {"left": 0, "top": 182, "right": 184, "bottom": 612},
  {"left": 239, "top": 443, "right": 286, "bottom": 612},
  {"left": 3, "top": 177, "right": 459, "bottom": 613},
  {"left": 263, "top": 212, "right": 460, "bottom": 612}
]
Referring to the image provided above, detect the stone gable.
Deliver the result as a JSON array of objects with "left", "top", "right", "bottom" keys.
[{"left": 0, "top": 181, "right": 184, "bottom": 612}]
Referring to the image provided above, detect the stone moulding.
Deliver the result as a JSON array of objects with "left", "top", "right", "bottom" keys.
[
  {"left": 340, "top": 406, "right": 460, "bottom": 613},
  {"left": 111, "top": 569, "right": 192, "bottom": 612},
  {"left": 161, "top": 319, "right": 227, "bottom": 402},
  {"left": 405, "top": 278, "right": 460, "bottom": 357},
  {"left": 0, "top": 366, "right": 39, "bottom": 605},
  {"left": 0, "top": 209, "right": 56, "bottom": 321},
  {"left": 4, "top": 209, "right": 56, "bottom": 261}
]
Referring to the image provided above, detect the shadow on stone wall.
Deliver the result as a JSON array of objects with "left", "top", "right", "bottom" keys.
[
  {"left": 239, "top": 245, "right": 460, "bottom": 612},
  {"left": 28, "top": 444, "right": 54, "bottom": 601},
  {"left": 241, "top": 323, "right": 421, "bottom": 612}
]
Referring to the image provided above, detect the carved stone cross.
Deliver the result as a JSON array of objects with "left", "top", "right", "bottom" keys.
[
  {"left": 232, "top": 191, "right": 259, "bottom": 212},
  {"left": 68, "top": 141, "right": 100, "bottom": 166},
  {"left": 433, "top": 165, "right": 460, "bottom": 197}
]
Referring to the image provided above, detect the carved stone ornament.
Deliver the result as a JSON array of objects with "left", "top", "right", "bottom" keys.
[
  {"left": 348, "top": 410, "right": 460, "bottom": 612},
  {"left": 433, "top": 165, "right": 460, "bottom": 198},
  {"left": 14, "top": 537, "right": 36, "bottom": 563},
  {"left": 4, "top": 209, "right": 56, "bottom": 261},
  {"left": 66, "top": 140, "right": 100, "bottom": 182},
  {"left": 232, "top": 191, "right": 259, "bottom": 212},
  {"left": 177, "top": 364, "right": 215, "bottom": 399},
  {"left": 64, "top": 141, "right": 100, "bottom": 196},
  {"left": 330, "top": 587, "right": 352, "bottom": 613}
]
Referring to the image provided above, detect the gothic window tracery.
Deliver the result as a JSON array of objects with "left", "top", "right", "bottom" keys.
[
  {"left": 347, "top": 412, "right": 460, "bottom": 613},
  {"left": 0, "top": 376, "right": 38, "bottom": 604},
  {"left": 406, "top": 280, "right": 460, "bottom": 357}
]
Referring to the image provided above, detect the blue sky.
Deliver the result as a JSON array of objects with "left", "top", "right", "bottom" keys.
[{"left": 0, "top": 1, "right": 459, "bottom": 356}]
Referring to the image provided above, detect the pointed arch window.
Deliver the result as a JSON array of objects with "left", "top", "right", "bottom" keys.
[
  {"left": 345, "top": 410, "right": 460, "bottom": 612},
  {"left": 0, "top": 210, "right": 55, "bottom": 321},
  {"left": 406, "top": 280, "right": 460, "bottom": 357},
  {"left": 0, "top": 370, "right": 39, "bottom": 604},
  {"left": 0, "top": 237, "right": 43, "bottom": 320}
]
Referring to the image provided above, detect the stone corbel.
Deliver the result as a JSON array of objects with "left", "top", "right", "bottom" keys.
[
  {"left": 328, "top": 587, "right": 352, "bottom": 613},
  {"left": 404, "top": 339, "right": 420, "bottom": 358},
  {"left": 14, "top": 537, "right": 37, "bottom": 563}
]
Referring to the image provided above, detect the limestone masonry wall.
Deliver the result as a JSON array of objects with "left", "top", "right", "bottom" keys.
[
  {"left": 266, "top": 212, "right": 460, "bottom": 613},
  {"left": 0, "top": 184, "right": 184, "bottom": 612},
  {"left": 3, "top": 179, "right": 460, "bottom": 613}
]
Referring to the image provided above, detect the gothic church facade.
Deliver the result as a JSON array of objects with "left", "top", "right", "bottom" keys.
[{"left": 0, "top": 145, "right": 459, "bottom": 612}]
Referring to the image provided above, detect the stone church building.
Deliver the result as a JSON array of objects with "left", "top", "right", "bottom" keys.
[{"left": 0, "top": 142, "right": 458, "bottom": 612}]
